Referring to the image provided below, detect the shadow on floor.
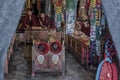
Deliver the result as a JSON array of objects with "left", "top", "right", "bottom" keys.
[{"left": 5, "top": 43, "right": 96, "bottom": 80}]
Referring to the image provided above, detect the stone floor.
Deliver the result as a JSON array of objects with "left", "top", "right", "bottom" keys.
[{"left": 5, "top": 43, "right": 96, "bottom": 80}]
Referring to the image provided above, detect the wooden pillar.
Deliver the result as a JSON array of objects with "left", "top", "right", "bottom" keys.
[{"left": 37, "top": 0, "right": 41, "bottom": 11}]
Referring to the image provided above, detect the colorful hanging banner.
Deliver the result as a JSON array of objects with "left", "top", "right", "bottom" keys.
[
  {"left": 95, "top": 5, "right": 101, "bottom": 56},
  {"left": 100, "top": 8, "right": 106, "bottom": 35},
  {"left": 52, "top": 0, "right": 61, "bottom": 6},
  {"left": 54, "top": 0, "right": 63, "bottom": 31},
  {"left": 66, "top": 9, "right": 76, "bottom": 34},
  {"left": 65, "top": 0, "right": 78, "bottom": 34},
  {"left": 26, "top": 0, "right": 31, "bottom": 9},
  {"left": 89, "top": 0, "right": 102, "bottom": 64},
  {"left": 96, "top": 0, "right": 100, "bottom": 5},
  {"left": 56, "top": 7, "right": 62, "bottom": 14}
]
